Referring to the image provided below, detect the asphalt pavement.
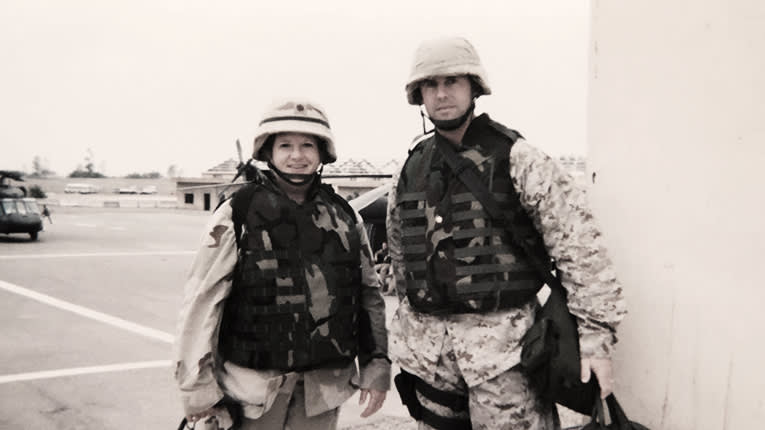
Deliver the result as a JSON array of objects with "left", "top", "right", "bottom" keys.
[
  {"left": 0, "top": 207, "right": 415, "bottom": 429},
  {"left": 0, "top": 206, "right": 586, "bottom": 429}
]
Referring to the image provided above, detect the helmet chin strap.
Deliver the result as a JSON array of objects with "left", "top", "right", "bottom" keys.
[
  {"left": 267, "top": 162, "right": 320, "bottom": 186},
  {"left": 427, "top": 100, "right": 476, "bottom": 131}
]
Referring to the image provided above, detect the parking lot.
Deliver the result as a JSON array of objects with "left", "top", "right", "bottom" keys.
[{"left": 0, "top": 207, "right": 413, "bottom": 429}]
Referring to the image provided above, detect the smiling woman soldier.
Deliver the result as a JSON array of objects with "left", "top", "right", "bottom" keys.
[{"left": 174, "top": 99, "right": 390, "bottom": 430}]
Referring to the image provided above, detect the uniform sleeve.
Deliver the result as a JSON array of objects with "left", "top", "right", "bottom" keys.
[
  {"left": 385, "top": 174, "right": 407, "bottom": 303},
  {"left": 509, "top": 140, "right": 627, "bottom": 358},
  {"left": 173, "top": 201, "right": 238, "bottom": 415},
  {"left": 353, "top": 208, "right": 392, "bottom": 391}
]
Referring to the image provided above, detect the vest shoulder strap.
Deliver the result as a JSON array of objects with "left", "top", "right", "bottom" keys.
[
  {"left": 230, "top": 182, "right": 260, "bottom": 249},
  {"left": 486, "top": 118, "right": 524, "bottom": 143},
  {"left": 438, "top": 128, "right": 554, "bottom": 273},
  {"left": 399, "top": 134, "right": 437, "bottom": 192},
  {"left": 408, "top": 131, "right": 435, "bottom": 155},
  {"left": 319, "top": 183, "right": 358, "bottom": 226}
]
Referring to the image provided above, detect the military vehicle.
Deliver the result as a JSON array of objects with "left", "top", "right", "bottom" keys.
[
  {"left": 0, "top": 170, "right": 44, "bottom": 240},
  {"left": 349, "top": 182, "right": 391, "bottom": 252}
]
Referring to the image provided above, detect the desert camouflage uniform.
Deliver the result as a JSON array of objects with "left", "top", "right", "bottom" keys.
[
  {"left": 174, "top": 175, "right": 390, "bottom": 429},
  {"left": 386, "top": 114, "right": 626, "bottom": 429}
]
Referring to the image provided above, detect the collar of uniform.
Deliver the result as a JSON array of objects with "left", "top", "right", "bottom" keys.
[
  {"left": 434, "top": 113, "right": 492, "bottom": 151},
  {"left": 261, "top": 169, "right": 322, "bottom": 202}
]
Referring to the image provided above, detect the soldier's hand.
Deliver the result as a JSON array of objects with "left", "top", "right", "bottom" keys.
[
  {"left": 580, "top": 357, "right": 614, "bottom": 399},
  {"left": 359, "top": 388, "right": 386, "bottom": 418}
]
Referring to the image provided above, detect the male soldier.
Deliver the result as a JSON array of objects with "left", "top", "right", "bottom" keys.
[
  {"left": 41, "top": 205, "right": 52, "bottom": 223},
  {"left": 175, "top": 98, "right": 390, "bottom": 429},
  {"left": 386, "top": 37, "right": 627, "bottom": 429}
]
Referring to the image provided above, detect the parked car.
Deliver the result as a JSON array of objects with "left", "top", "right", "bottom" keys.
[
  {"left": 140, "top": 185, "right": 158, "bottom": 194},
  {"left": 64, "top": 183, "right": 98, "bottom": 194},
  {"left": 118, "top": 186, "right": 138, "bottom": 194}
]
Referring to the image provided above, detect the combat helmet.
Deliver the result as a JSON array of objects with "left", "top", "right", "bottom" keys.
[
  {"left": 405, "top": 36, "right": 492, "bottom": 105},
  {"left": 252, "top": 98, "right": 337, "bottom": 164}
]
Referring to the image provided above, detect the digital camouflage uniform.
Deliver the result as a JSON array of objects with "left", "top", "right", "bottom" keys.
[
  {"left": 174, "top": 172, "right": 390, "bottom": 430},
  {"left": 386, "top": 114, "right": 626, "bottom": 430}
]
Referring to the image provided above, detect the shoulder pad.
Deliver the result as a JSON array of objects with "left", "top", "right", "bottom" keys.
[
  {"left": 229, "top": 182, "right": 262, "bottom": 250},
  {"left": 319, "top": 184, "right": 358, "bottom": 225},
  {"left": 408, "top": 131, "right": 435, "bottom": 154},
  {"left": 213, "top": 193, "right": 230, "bottom": 211},
  {"left": 230, "top": 182, "right": 260, "bottom": 224},
  {"left": 487, "top": 119, "right": 524, "bottom": 142},
  {"left": 214, "top": 183, "right": 244, "bottom": 210}
]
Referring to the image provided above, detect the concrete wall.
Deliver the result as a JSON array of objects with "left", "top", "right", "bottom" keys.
[
  {"left": 176, "top": 184, "right": 231, "bottom": 211},
  {"left": 587, "top": 1, "right": 765, "bottom": 428}
]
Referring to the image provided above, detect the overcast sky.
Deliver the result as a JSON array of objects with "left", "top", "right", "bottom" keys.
[{"left": 1, "top": 0, "right": 589, "bottom": 177}]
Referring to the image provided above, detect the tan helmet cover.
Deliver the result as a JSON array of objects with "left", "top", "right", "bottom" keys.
[
  {"left": 405, "top": 36, "right": 492, "bottom": 105},
  {"left": 252, "top": 99, "right": 337, "bottom": 164}
]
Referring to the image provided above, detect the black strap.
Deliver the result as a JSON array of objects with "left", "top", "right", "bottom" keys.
[
  {"left": 436, "top": 139, "right": 565, "bottom": 295},
  {"left": 605, "top": 394, "right": 633, "bottom": 427},
  {"left": 414, "top": 378, "right": 469, "bottom": 412},
  {"left": 420, "top": 408, "right": 472, "bottom": 430},
  {"left": 394, "top": 370, "right": 472, "bottom": 429},
  {"left": 260, "top": 115, "right": 330, "bottom": 128},
  {"left": 230, "top": 183, "right": 259, "bottom": 250}
]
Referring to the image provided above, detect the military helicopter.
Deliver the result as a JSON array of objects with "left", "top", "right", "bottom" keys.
[{"left": 0, "top": 170, "right": 44, "bottom": 240}]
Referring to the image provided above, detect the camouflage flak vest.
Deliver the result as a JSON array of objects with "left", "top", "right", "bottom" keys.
[
  {"left": 219, "top": 180, "right": 362, "bottom": 371},
  {"left": 395, "top": 118, "right": 548, "bottom": 314}
]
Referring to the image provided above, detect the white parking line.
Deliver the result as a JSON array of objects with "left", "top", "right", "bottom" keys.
[
  {"left": 0, "top": 280, "right": 175, "bottom": 344},
  {"left": 0, "top": 360, "right": 172, "bottom": 384},
  {"left": 0, "top": 250, "right": 195, "bottom": 260}
]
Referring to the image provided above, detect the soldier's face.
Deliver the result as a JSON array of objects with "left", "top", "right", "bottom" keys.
[
  {"left": 270, "top": 132, "right": 321, "bottom": 175},
  {"left": 420, "top": 75, "right": 473, "bottom": 122}
]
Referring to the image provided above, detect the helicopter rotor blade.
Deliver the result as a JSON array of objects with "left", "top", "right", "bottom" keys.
[{"left": 235, "top": 139, "right": 244, "bottom": 164}]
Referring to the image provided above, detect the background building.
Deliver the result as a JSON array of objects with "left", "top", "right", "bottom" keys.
[{"left": 175, "top": 158, "right": 401, "bottom": 211}]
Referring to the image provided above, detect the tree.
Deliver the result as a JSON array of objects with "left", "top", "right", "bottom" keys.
[
  {"left": 28, "top": 184, "right": 47, "bottom": 198},
  {"left": 84, "top": 148, "right": 95, "bottom": 175},
  {"left": 69, "top": 167, "right": 106, "bottom": 178},
  {"left": 167, "top": 164, "right": 184, "bottom": 178},
  {"left": 68, "top": 148, "right": 106, "bottom": 178},
  {"left": 29, "top": 156, "right": 55, "bottom": 177},
  {"left": 125, "top": 171, "right": 161, "bottom": 179}
]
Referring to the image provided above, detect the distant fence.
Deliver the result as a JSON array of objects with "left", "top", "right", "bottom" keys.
[{"left": 39, "top": 196, "right": 178, "bottom": 209}]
